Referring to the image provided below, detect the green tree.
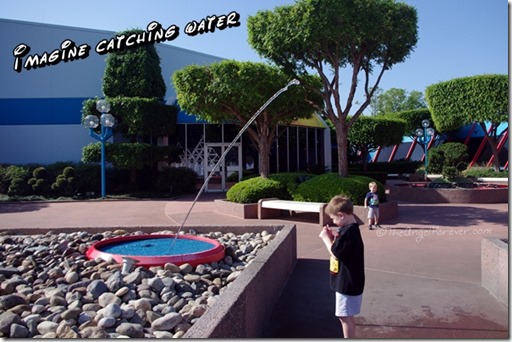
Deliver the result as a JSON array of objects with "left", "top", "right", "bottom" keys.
[
  {"left": 172, "top": 60, "right": 324, "bottom": 178},
  {"left": 385, "top": 108, "right": 433, "bottom": 139},
  {"left": 425, "top": 74, "right": 508, "bottom": 169},
  {"left": 348, "top": 116, "right": 405, "bottom": 172},
  {"left": 102, "top": 29, "right": 166, "bottom": 99},
  {"left": 370, "top": 87, "right": 426, "bottom": 115},
  {"left": 82, "top": 28, "right": 178, "bottom": 192},
  {"left": 247, "top": 0, "right": 418, "bottom": 177}
]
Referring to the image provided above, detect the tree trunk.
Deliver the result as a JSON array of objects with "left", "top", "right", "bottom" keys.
[
  {"left": 335, "top": 121, "right": 349, "bottom": 177},
  {"left": 258, "top": 137, "right": 271, "bottom": 178}
]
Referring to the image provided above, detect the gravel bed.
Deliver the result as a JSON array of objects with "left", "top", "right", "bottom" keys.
[{"left": 0, "top": 229, "right": 276, "bottom": 338}]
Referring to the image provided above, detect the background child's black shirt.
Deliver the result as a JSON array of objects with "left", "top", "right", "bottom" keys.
[{"left": 330, "top": 222, "right": 365, "bottom": 296}]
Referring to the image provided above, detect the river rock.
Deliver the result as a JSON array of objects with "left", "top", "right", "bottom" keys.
[
  {"left": 151, "top": 312, "right": 182, "bottom": 331},
  {"left": 0, "top": 229, "right": 275, "bottom": 338}
]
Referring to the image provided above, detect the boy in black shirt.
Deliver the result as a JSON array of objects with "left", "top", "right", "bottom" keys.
[{"left": 319, "top": 195, "right": 365, "bottom": 338}]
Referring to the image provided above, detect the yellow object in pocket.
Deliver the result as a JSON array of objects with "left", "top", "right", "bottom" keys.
[{"left": 330, "top": 256, "right": 339, "bottom": 273}]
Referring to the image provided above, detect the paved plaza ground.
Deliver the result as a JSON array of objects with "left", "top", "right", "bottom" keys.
[{"left": 0, "top": 193, "right": 509, "bottom": 338}]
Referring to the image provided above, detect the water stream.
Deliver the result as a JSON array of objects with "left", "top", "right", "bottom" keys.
[{"left": 169, "top": 79, "right": 300, "bottom": 250}]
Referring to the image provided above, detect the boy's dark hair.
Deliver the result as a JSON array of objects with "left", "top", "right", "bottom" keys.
[{"left": 326, "top": 195, "right": 354, "bottom": 216}]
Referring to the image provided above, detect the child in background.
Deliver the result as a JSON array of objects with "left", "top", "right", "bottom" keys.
[{"left": 364, "top": 181, "right": 381, "bottom": 230}]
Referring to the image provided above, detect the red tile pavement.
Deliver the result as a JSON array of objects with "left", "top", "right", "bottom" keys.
[{"left": 0, "top": 193, "right": 508, "bottom": 338}]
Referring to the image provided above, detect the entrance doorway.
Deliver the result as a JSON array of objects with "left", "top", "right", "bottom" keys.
[{"left": 204, "top": 143, "right": 242, "bottom": 192}]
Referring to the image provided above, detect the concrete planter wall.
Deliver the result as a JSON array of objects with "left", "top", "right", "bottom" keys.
[
  {"left": 214, "top": 199, "right": 258, "bottom": 219},
  {"left": 481, "top": 237, "right": 508, "bottom": 307},
  {"left": 388, "top": 185, "right": 508, "bottom": 203},
  {"left": 11, "top": 224, "right": 297, "bottom": 338},
  {"left": 183, "top": 224, "right": 297, "bottom": 338}
]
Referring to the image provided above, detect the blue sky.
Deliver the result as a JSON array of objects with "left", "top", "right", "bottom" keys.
[{"left": 0, "top": 0, "right": 508, "bottom": 101}]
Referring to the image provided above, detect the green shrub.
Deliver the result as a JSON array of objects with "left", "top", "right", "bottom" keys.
[
  {"left": 428, "top": 142, "right": 468, "bottom": 175},
  {"left": 349, "top": 171, "right": 387, "bottom": 185},
  {"left": 226, "top": 177, "right": 291, "bottom": 204},
  {"left": 0, "top": 165, "right": 29, "bottom": 194},
  {"left": 463, "top": 167, "right": 509, "bottom": 178},
  {"left": 442, "top": 166, "right": 459, "bottom": 180},
  {"left": 32, "top": 167, "right": 49, "bottom": 179},
  {"left": 293, "top": 173, "right": 386, "bottom": 206},
  {"left": 7, "top": 178, "right": 30, "bottom": 196},
  {"left": 156, "top": 167, "right": 197, "bottom": 196},
  {"left": 268, "top": 172, "right": 314, "bottom": 197},
  {"left": 51, "top": 167, "right": 79, "bottom": 196}
]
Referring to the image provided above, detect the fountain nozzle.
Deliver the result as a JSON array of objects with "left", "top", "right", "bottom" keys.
[{"left": 121, "top": 256, "right": 139, "bottom": 275}]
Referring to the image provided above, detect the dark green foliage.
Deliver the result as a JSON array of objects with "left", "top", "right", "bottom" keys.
[
  {"left": 7, "top": 178, "right": 29, "bottom": 197},
  {"left": 293, "top": 173, "right": 386, "bottom": 206},
  {"left": 425, "top": 74, "right": 508, "bottom": 132},
  {"left": 28, "top": 167, "right": 51, "bottom": 195},
  {"left": 0, "top": 165, "right": 29, "bottom": 194},
  {"left": 427, "top": 142, "right": 469, "bottom": 176},
  {"left": 102, "top": 29, "right": 166, "bottom": 99},
  {"left": 32, "top": 167, "right": 49, "bottom": 179},
  {"left": 156, "top": 167, "right": 198, "bottom": 196},
  {"left": 268, "top": 172, "right": 315, "bottom": 197},
  {"left": 442, "top": 166, "right": 459, "bottom": 180},
  {"left": 51, "top": 167, "right": 79, "bottom": 196},
  {"left": 247, "top": 0, "right": 419, "bottom": 177},
  {"left": 82, "top": 143, "right": 180, "bottom": 169},
  {"left": 226, "top": 177, "right": 291, "bottom": 204},
  {"left": 172, "top": 60, "right": 324, "bottom": 178},
  {"left": 348, "top": 115, "right": 405, "bottom": 172},
  {"left": 81, "top": 97, "right": 178, "bottom": 138},
  {"left": 463, "top": 167, "right": 508, "bottom": 178},
  {"left": 384, "top": 108, "right": 433, "bottom": 137}
]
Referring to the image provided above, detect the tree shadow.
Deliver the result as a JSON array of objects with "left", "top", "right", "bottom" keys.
[
  {"left": 384, "top": 204, "right": 508, "bottom": 229},
  {"left": 262, "top": 258, "right": 342, "bottom": 338},
  {"left": 0, "top": 202, "right": 50, "bottom": 214}
]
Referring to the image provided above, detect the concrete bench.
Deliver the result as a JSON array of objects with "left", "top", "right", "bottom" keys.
[{"left": 258, "top": 198, "right": 329, "bottom": 227}]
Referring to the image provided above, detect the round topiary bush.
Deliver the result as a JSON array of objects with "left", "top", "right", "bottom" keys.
[
  {"left": 32, "top": 167, "right": 49, "bottom": 179},
  {"left": 293, "top": 173, "right": 386, "bottom": 206},
  {"left": 226, "top": 176, "right": 291, "bottom": 204}
]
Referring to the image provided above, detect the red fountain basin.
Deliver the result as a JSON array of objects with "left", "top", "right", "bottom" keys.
[{"left": 86, "top": 234, "right": 225, "bottom": 268}]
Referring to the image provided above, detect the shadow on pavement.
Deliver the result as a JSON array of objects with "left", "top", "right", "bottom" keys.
[
  {"left": 0, "top": 202, "right": 50, "bottom": 214},
  {"left": 383, "top": 204, "right": 509, "bottom": 228},
  {"left": 262, "top": 259, "right": 343, "bottom": 338}
]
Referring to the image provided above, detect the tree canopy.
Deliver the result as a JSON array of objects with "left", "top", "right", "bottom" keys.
[
  {"left": 425, "top": 74, "right": 508, "bottom": 169},
  {"left": 247, "top": 0, "right": 418, "bottom": 176},
  {"left": 82, "top": 28, "right": 178, "bottom": 191},
  {"left": 369, "top": 88, "right": 426, "bottom": 115},
  {"left": 172, "top": 60, "right": 324, "bottom": 177},
  {"left": 348, "top": 116, "right": 405, "bottom": 171},
  {"left": 384, "top": 108, "right": 433, "bottom": 138},
  {"left": 102, "top": 29, "right": 166, "bottom": 100}
]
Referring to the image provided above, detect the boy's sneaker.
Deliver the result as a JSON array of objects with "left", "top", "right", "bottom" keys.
[
  {"left": 368, "top": 225, "right": 373, "bottom": 230},
  {"left": 374, "top": 224, "right": 382, "bottom": 228}
]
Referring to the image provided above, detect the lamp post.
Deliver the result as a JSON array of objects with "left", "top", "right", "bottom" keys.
[
  {"left": 415, "top": 119, "right": 435, "bottom": 180},
  {"left": 83, "top": 99, "right": 116, "bottom": 198}
]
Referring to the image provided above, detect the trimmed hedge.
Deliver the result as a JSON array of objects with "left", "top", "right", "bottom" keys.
[
  {"left": 268, "top": 172, "right": 314, "bottom": 197},
  {"left": 226, "top": 177, "right": 291, "bottom": 204},
  {"left": 293, "top": 173, "right": 386, "bottom": 206}
]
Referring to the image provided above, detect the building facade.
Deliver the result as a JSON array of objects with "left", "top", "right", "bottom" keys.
[{"left": 0, "top": 19, "right": 332, "bottom": 191}]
